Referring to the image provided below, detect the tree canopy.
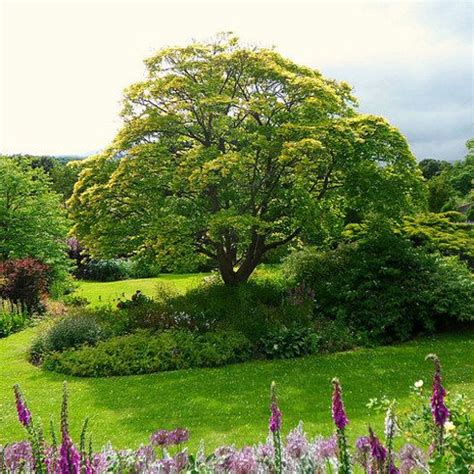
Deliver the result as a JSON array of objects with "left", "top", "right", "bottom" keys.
[
  {"left": 69, "top": 34, "right": 424, "bottom": 284},
  {"left": 0, "top": 157, "right": 69, "bottom": 275}
]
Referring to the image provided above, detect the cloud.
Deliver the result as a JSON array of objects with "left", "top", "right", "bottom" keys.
[{"left": 0, "top": 0, "right": 472, "bottom": 159}]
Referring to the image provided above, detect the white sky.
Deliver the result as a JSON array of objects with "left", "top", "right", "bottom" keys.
[{"left": 0, "top": 0, "right": 472, "bottom": 159}]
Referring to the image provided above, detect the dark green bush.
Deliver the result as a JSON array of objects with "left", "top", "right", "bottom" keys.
[
  {"left": 43, "top": 329, "right": 252, "bottom": 377},
  {"left": 284, "top": 227, "right": 473, "bottom": 344},
  {"left": 165, "top": 277, "right": 311, "bottom": 342},
  {"left": 79, "top": 259, "right": 130, "bottom": 282},
  {"left": 257, "top": 326, "right": 319, "bottom": 359}
]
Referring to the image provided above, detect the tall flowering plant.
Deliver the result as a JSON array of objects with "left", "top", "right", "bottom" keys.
[
  {"left": 331, "top": 378, "right": 351, "bottom": 473},
  {"left": 425, "top": 353, "right": 450, "bottom": 456},
  {"left": 269, "top": 381, "right": 283, "bottom": 474}
]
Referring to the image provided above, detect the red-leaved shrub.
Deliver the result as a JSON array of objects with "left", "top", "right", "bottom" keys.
[{"left": 0, "top": 258, "right": 50, "bottom": 312}]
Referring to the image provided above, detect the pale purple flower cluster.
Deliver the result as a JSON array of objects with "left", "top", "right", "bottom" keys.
[
  {"left": 1, "top": 441, "right": 34, "bottom": 472},
  {"left": 398, "top": 443, "right": 427, "bottom": 473},
  {"left": 151, "top": 428, "right": 189, "bottom": 447},
  {"left": 355, "top": 435, "right": 371, "bottom": 469},
  {"left": 285, "top": 423, "right": 308, "bottom": 459}
]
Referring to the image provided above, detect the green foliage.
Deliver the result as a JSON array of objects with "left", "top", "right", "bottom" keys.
[
  {"left": 165, "top": 277, "right": 311, "bottom": 342},
  {"left": 258, "top": 326, "right": 319, "bottom": 359},
  {"left": 0, "top": 299, "right": 30, "bottom": 338},
  {"left": 69, "top": 34, "right": 424, "bottom": 285},
  {"left": 78, "top": 259, "right": 131, "bottom": 282},
  {"left": 418, "top": 158, "right": 452, "bottom": 180},
  {"left": 427, "top": 172, "right": 457, "bottom": 212},
  {"left": 345, "top": 212, "right": 474, "bottom": 266},
  {"left": 43, "top": 329, "right": 252, "bottom": 377},
  {"left": 402, "top": 212, "right": 474, "bottom": 266},
  {"left": 30, "top": 308, "right": 118, "bottom": 363},
  {"left": 283, "top": 226, "right": 473, "bottom": 343},
  {"left": 0, "top": 158, "right": 70, "bottom": 286},
  {"left": 421, "top": 140, "right": 473, "bottom": 214}
]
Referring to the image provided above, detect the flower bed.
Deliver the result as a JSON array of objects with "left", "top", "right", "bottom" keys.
[{"left": 1, "top": 354, "right": 472, "bottom": 473}]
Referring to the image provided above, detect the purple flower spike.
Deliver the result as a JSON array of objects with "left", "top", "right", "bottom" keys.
[
  {"left": 59, "top": 433, "right": 80, "bottom": 474},
  {"left": 13, "top": 385, "right": 31, "bottom": 428},
  {"left": 331, "top": 378, "right": 349, "bottom": 430},
  {"left": 368, "top": 427, "right": 387, "bottom": 463},
  {"left": 426, "top": 354, "right": 450, "bottom": 427},
  {"left": 269, "top": 402, "right": 282, "bottom": 433},
  {"left": 269, "top": 381, "right": 282, "bottom": 433}
]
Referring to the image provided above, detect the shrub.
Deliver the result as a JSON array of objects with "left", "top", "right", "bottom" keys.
[
  {"left": 0, "top": 258, "right": 50, "bottom": 312},
  {"left": 0, "top": 298, "right": 30, "bottom": 338},
  {"left": 258, "top": 326, "right": 319, "bottom": 359},
  {"left": 78, "top": 258, "right": 130, "bottom": 282},
  {"left": 165, "top": 277, "right": 306, "bottom": 342},
  {"left": 283, "top": 227, "right": 474, "bottom": 344},
  {"left": 43, "top": 329, "right": 252, "bottom": 377},
  {"left": 30, "top": 307, "right": 118, "bottom": 363}
]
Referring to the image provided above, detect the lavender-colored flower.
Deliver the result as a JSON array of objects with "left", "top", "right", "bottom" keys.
[
  {"left": 331, "top": 378, "right": 349, "bottom": 430},
  {"left": 151, "top": 429, "right": 171, "bottom": 447},
  {"left": 214, "top": 445, "right": 237, "bottom": 471},
  {"left": 256, "top": 441, "right": 274, "bottom": 461},
  {"left": 229, "top": 447, "right": 258, "bottom": 474},
  {"left": 311, "top": 435, "right": 337, "bottom": 461},
  {"left": 369, "top": 428, "right": 387, "bottom": 463},
  {"left": 426, "top": 354, "right": 450, "bottom": 427},
  {"left": 134, "top": 445, "right": 156, "bottom": 471},
  {"left": 354, "top": 436, "right": 371, "bottom": 469},
  {"left": 173, "top": 451, "right": 189, "bottom": 472},
  {"left": 170, "top": 428, "right": 189, "bottom": 445},
  {"left": 285, "top": 423, "right": 308, "bottom": 459},
  {"left": 398, "top": 444, "right": 427, "bottom": 474},
  {"left": 3, "top": 442, "right": 33, "bottom": 472},
  {"left": 13, "top": 385, "right": 31, "bottom": 428}
]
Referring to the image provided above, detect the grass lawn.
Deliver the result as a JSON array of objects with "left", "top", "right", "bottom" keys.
[
  {"left": 73, "top": 273, "right": 210, "bottom": 306},
  {"left": 0, "top": 326, "right": 472, "bottom": 451}
]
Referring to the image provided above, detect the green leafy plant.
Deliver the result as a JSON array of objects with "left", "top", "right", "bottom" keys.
[{"left": 42, "top": 329, "right": 252, "bottom": 377}]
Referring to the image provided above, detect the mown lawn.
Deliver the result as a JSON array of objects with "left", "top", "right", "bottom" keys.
[
  {"left": 0, "top": 326, "right": 472, "bottom": 451},
  {"left": 73, "top": 273, "right": 210, "bottom": 306}
]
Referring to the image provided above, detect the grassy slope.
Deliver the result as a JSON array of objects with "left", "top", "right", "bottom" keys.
[
  {"left": 1, "top": 327, "right": 472, "bottom": 451},
  {"left": 0, "top": 273, "right": 472, "bottom": 451}
]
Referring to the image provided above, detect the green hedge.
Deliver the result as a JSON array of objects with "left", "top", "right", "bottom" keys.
[{"left": 43, "top": 330, "right": 252, "bottom": 377}]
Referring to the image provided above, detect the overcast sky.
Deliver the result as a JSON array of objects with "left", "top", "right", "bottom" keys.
[{"left": 1, "top": 0, "right": 472, "bottom": 160}]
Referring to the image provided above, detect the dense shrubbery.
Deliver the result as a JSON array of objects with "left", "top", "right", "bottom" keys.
[
  {"left": 284, "top": 226, "right": 473, "bottom": 344},
  {"left": 0, "top": 258, "right": 50, "bottom": 312},
  {"left": 5, "top": 355, "right": 472, "bottom": 473},
  {"left": 43, "top": 329, "right": 252, "bottom": 377}
]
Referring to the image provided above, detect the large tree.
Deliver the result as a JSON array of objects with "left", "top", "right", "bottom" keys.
[
  {"left": 0, "top": 157, "right": 69, "bottom": 273},
  {"left": 69, "top": 35, "right": 424, "bottom": 284}
]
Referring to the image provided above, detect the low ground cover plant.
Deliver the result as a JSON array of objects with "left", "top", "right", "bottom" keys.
[{"left": 2, "top": 354, "right": 471, "bottom": 472}]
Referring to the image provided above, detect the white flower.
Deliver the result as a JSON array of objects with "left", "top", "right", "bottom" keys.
[
  {"left": 444, "top": 421, "right": 456, "bottom": 433},
  {"left": 414, "top": 380, "right": 424, "bottom": 388}
]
